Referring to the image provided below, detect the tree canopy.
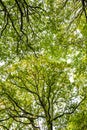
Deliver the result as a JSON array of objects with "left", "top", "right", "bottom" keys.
[{"left": 0, "top": 0, "right": 87, "bottom": 130}]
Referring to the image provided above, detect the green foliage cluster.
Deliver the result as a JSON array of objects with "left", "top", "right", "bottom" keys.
[{"left": 0, "top": 0, "right": 87, "bottom": 130}]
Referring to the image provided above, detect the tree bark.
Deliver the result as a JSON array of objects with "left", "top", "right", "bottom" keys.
[{"left": 47, "top": 121, "right": 53, "bottom": 130}]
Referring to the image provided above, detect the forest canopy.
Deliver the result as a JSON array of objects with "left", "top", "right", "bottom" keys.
[{"left": 0, "top": 0, "right": 87, "bottom": 130}]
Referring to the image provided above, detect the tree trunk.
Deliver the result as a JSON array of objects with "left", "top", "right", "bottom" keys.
[{"left": 47, "top": 121, "right": 53, "bottom": 130}]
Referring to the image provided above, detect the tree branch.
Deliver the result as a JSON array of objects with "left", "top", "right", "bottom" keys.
[{"left": 51, "top": 96, "right": 86, "bottom": 122}]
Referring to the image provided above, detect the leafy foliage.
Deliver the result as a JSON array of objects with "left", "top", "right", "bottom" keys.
[{"left": 0, "top": 0, "right": 87, "bottom": 130}]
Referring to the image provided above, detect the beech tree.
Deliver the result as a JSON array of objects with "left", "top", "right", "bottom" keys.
[
  {"left": 0, "top": 55, "right": 86, "bottom": 130},
  {"left": 0, "top": 0, "right": 87, "bottom": 130},
  {"left": 0, "top": 0, "right": 87, "bottom": 56}
]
